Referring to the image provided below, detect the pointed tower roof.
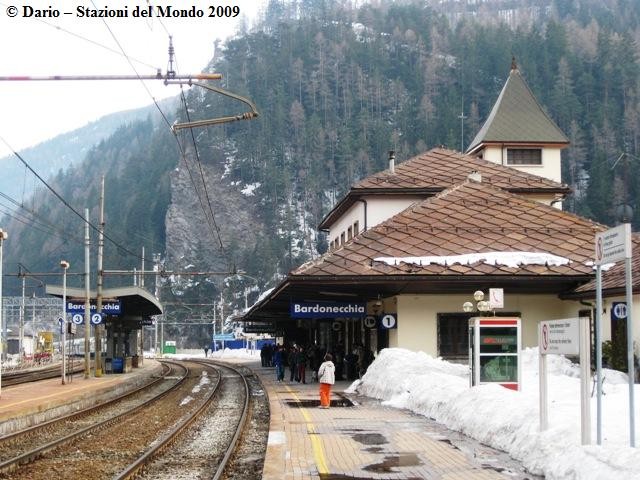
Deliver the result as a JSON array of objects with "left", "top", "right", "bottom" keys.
[{"left": 466, "top": 60, "right": 569, "bottom": 154}]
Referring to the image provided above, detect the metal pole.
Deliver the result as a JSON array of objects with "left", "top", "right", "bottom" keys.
[
  {"left": 0, "top": 229, "right": 7, "bottom": 397},
  {"left": 596, "top": 265, "right": 603, "bottom": 444},
  {"left": 95, "top": 177, "right": 105, "bottom": 377},
  {"left": 154, "top": 253, "right": 160, "bottom": 357},
  {"left": 0, "top": 73, "right": 222, "bottom": 82},
  {"left": 84, "top": 208, "right": 91, "bottom": 379},
  {"left": 213, "top": 301, "right": 217, "bottom": 352},
  {"left": 580, "top": 316, "right": 591, "bottom": 445},
  {"left": 141, "top": 247, "right": 145, "bottom": 288},
  {"left": 539, "top": 348, "right": 548, "bottom": 431},
  {"left": 19, "top": 273, "right": 25, "bottom": 361},
  {"left": 626, "top": 255, "right": 636, "bottom": 447},
  {"left": 61, "top": 261, "right": 69, "bottom": 384}
]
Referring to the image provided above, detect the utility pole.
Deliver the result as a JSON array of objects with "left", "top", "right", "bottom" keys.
[
  {"left": 95, "top": 177, "right": 105, "bottom": 377},
  {"left": 84, "top": 208, "right": 91, "bottom": 379},
  {"left": 60, "top": 260, "right": 69, "bottom": 384},
  {"left": 458, "top": 97, "right": 467, "bottom": 152},
  {"left": 153, "top": 253, "right": 161, "bottom": 357},
  {"left": 0, "top": 228, "right": 8, "bottom": 397},
  {"left": 19, "top": 267, "right": 25, "bottom": 361}
]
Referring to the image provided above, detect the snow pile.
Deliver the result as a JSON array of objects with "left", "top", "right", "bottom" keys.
[
  {"left": 374, "top": 251, "right": 571, "bottom": 268},
  {"left": 352, "top": 348, "right": 640, "bottom": 480},
  {"left": 241, "top": 182, "right": 261, "bottom": 196},
  {"left": 210, "top": 347, "right": 258, "bottom": 359}
]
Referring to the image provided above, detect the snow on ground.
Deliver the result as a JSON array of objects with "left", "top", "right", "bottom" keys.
[{"left": 348, "top": 348, "right": 640, "bottom": 480}]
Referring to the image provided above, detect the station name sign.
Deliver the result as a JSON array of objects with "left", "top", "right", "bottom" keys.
[
  {"left": 66, "top": 299, "right": 122, "bottom": 316},
  {"left": 290, "top": 301, "right": 366, "bottom": 318}
]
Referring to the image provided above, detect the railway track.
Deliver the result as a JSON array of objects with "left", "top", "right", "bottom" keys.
[
  {"left": 0, "top": 359, "right": 267, "bottom": 480},
  {"left": 2, "top": 363, "right": 84, "bottom": 386}
]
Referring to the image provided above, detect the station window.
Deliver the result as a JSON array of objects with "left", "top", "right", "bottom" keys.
[
  {"left": 353, "top": 220, "right": 360, "bottom": 236},
  {"left": 437, "top": 311, "right": 521, "bottom": 360},
  {"left": 334, "top": 237, "right": 339, "bottom": 248},
  {"left": 340, "top": 232, "right": 346, "bottom": 245},
  {"left": 347, "top": 226, "right": 353, "bottom": 240},
  {"left": 506, "top": 148, "right": 542, "bottom": 165}
]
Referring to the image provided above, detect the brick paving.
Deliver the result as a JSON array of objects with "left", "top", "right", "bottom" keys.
[{"left": 256, "top": 364, "right": 539, "bottom": 480}]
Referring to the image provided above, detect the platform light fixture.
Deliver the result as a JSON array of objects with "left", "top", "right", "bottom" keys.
[
  {"left": 0, "top": 228, "right": 7, "bottom": 398},
  {"left": 463, "top": 290, "right": 491, "bottom": 313}
]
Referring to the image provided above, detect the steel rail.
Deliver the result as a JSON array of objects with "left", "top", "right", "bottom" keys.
[
  {"left": 209, "top": 361, "right": 251, "bottom": 480},
  {"left": 3, "top": 363, "right": 85, "bottom": 386},
  {"left": 113, "top": 360, "right": 250, "bottom": 480},
  {"left": 0, "top": 361, "right": 187, "bottom": 475},
  {"left": 113, "top": 360, "right": 223, "bottom": 479},
  {"left": 0, "top": 362, "right": 171, "bottom": 443}
]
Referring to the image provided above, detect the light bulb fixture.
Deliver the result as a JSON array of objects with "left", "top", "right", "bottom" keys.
[
  {"left": 462, "top": 301, "right": 474, "bottom": 313},
  {"left": 473, "top": 290, "right": 484, "bottom": 301},
  {"left": 478, "top": 300, "right": 490, "bottom": 312}
]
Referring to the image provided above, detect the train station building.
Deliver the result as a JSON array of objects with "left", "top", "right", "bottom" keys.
[{"left": 242, "top": 63, "right": 640, "bottom": 366}]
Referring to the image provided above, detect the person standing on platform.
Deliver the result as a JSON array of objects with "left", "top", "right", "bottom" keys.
[
  {"left": 274, "top": 345, "right": 285, "bottom": 382},
  {"left": 288, "top": 345, "right": 298, "bottom": 382},
  {"left": 317, "top": 353, "right": 335, "bottom": 408},
  {"left": 296, "top": 346, "right": 308, "bottom": 384}
]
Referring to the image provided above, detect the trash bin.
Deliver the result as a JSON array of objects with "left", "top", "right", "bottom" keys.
[{"left": 112, "top": 357, "right": 124, "bottom": 374}]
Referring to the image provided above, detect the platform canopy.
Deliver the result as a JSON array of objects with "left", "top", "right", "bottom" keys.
[{"left": 45, "top": 285, "right": 163, "bottom": 317}]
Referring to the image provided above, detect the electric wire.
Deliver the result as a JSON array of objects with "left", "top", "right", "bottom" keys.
[
  {"left": 93, "top": 6, "right": 229, "bottom": 258},
  {"left": 0, "top": 1, "right": 159, "bottom": 71},
  {"left": 0, "top": 192, "right": 84, "bottom": 243},
  {"left": 0, "top": 135, "right": 145, "bottom": 260},
  {"left": 179, "top": 88, "right": 227, "bottom": 254}
]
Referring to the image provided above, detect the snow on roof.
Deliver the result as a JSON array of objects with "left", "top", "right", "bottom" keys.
[{"left": 374, "top": 251, "right": 571, "bottom": 269}]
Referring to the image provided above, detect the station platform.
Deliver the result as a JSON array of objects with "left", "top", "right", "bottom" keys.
[
  {"left": 0, "top": 356, "right": 537, "bottom": 479},
  {"left": 0, "top": 359, "right": 162, "bottom": 435},
  {"left": 250, "top": 363, "right": 538, "bottom": 480}
]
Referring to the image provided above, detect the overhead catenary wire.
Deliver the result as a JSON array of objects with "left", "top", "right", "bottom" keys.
[
  {"left": 91, "top": 9, "right": 229, "bottom": 259},
  {"left": 179, "top": 87, "right": 227, "bottom": 255},
  {"left": 0, "top": 135, "right": 145, "bottom": 260}
]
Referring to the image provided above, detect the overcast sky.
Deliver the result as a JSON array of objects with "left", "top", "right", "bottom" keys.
[{"left": 0, "top": 0, "right": 262, "bottom": 157}]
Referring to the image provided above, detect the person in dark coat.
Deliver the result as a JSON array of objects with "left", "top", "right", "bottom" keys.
[
  {"left": 288, "top": 346, "right": 298, "bottom": 382},
  {"left": 273, "top": 345, "right": 285, "bottom": 381},
  {"left": 296, "top": 346, "right": 308, "bottom": 384}
]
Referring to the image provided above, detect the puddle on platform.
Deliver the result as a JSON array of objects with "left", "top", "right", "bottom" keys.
[
  {"left": 285, "top": 398, "right": 354, "bottom": 408},
  {"left": 363, "top": 453, "right": 422, "bottom": 473},
  {"left": 351, "top": 433, "right": 388, "bottom": 446},
  {"left": 364, "top": 446, "right": 385, "bottom": 454}
]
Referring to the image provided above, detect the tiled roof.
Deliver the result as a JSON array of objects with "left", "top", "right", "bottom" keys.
[
  {"left": 570, "top": 235, "right": 640, "bottom": 295},
  {"left": 298, "top": 181, "right": 603, "bottom": 278},
  {"left": 353, "top": 147, "right": 568, "bottom": 192},
  {"left": 467, "top": 67, "right": 569, "bottom": 152}
]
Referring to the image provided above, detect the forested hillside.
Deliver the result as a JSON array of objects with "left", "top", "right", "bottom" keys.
[{"left": 3, "top": 0, "right": 640, "bottom": 332}]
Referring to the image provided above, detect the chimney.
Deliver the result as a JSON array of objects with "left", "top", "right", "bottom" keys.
[
  {"left": 468, "top": 170, "right": 482, "bottom": 182},
  {"left": 388, "top": 151, "right": 395, "bottom": 173}
]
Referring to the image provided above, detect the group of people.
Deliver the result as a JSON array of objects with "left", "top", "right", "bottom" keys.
[{"left": 260, "top": 341, "right": 376, "bottom": 409}]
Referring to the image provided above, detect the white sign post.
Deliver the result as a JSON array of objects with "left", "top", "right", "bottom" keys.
[
  {"left": 539, "top": 318, "right": 591, "bottom": 445},
  {"left": 595, "top": 224, "right": 634, "bottom": 447}
]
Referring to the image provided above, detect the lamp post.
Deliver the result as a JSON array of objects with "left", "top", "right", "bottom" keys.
[
  {"left": 60, "top": 260, "right": 69, "bottom": 384},
  {"left": 0, "top": 228, "right": 7, "bottom": 398}
]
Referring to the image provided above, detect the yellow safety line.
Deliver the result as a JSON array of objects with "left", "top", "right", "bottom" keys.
[{"left": 284, "top": 385, "right": 329, "bottom": 475}]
